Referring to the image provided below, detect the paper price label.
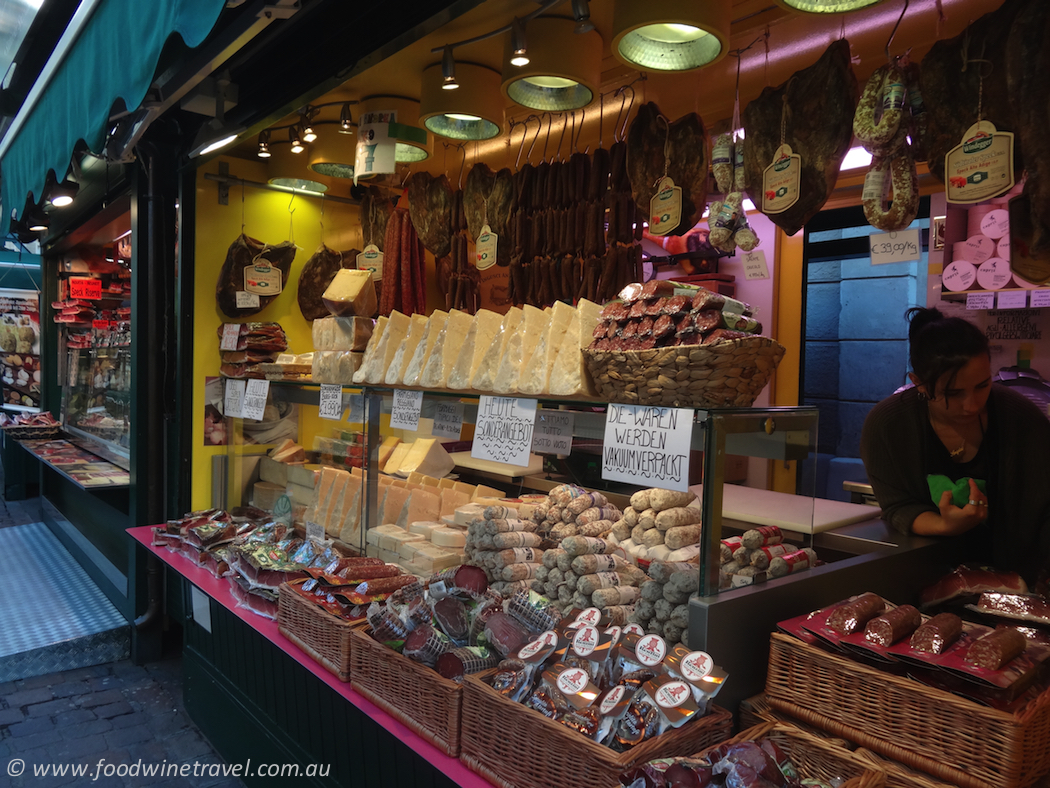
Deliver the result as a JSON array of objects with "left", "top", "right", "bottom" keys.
[
  {"left": 244, "top": 258, "right": 283, "bottom": 295},
  {"left": 1030, "top": 290, "right": 1050, "bottom": 308},
  {"left": 220, "top": 323, "right": 241, "bottom": 351},
  {"left": 741, "top": 250, "right": 769, "bottom": 281},
  {"left": 305, "top": 521, "right": 325, "bottom": 542},
  {"left": 648, "top": 177, "right": 683, "bottom": 237},
  {"left": 390, "top": 389, "right": 423, "bottom": 431},
  {"left": 223, "top": 379, "right": 246, "bottom": 419},
  {"left": 433, "top": 401, "right": 464, "bottom": 439},
  {"left": 602, "top": 404, "right": 693, "bottom": 492},
  {"left": 870, "top": 228, "right": 921, "bottom": 265},
  {"left": 997, "top": 290, "right": 1028, "bottom": 309},
  {"left": 966, "top": 292, "right": 995, "bottom": 310},
  {"left": 241, "top": 379, "right": 270, "bottom": 421},
  {"left": 532, "top": 411, "right": 574, "bottom": 456},
  {"left": 358, "top": 244, "right": 384, "bottom": 282},
  {"left": 235, "top": 291, "right": 260, "bottom": 309},
  {"left": 69, "top": 277, "right": 102, "bottom": 300},
  {"left": 318, "top": 384, "right": 344, "bottom": 420},
  {"left": 946, "top": 122, "right": 1015, "bottom": 204},
  {"left": 472, "top": 396, "right": 538, "bottom": 467},
  {"left": 92, "top": 320, "right": 111, "bottom": 330},
  {"left": 762, "top": 144, "right": 801, "bottom": 214},
  {"left": 475, "top": 225, "right": 498, "bottom": 271}
]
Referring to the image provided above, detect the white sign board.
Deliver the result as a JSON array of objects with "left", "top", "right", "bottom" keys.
[
  {"left": 532, "top": 411, "right": 574, "bottom": 456},
  {"left": 390, "top": 389, "right": 423, "bottom": 431},
  {"left": 223, "top": 379, "right": 245, "bottom": 419},
  {"left": 219, "top": 324, "right": 240, "bottom": 351},
  {"left": 241, "top": 379, "right": 270, "bottom": 422},
  {"left": 318, "top": 384, "right": 344, "bottom": 420},
  {"left": 742, "top": 250, "right": 769, "bottom": 281},
  {"left": 870, "top": 228, "right": 921, "bottom": 265},
  {"left": 472, "top": 396, "right": 538, "bottom": 468},
  {"left": 997, "top": 290, "right": 1028, "bottom": 309},
  {"left": 967, "top": 292, "right": 996, "bottom": 311},
  {"left": 433, "top": 401, "right": 465, "bottom": 439},
  {"left": 602, "top": 404, "right": 693, "bottom": 492},
  {"left": 1030, "top": 290, "right": 1050, "bottom": 308}
]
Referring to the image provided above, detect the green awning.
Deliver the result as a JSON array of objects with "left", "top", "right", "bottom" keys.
[{"left": 0, "top": 0, "right": 227, "bottom": 235}]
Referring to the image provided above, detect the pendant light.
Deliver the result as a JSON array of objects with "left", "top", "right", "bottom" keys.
[
  {"left": 358, "top": 95, "right": 431, "bottom": 162},
  {"left": 308, "top": 127, "right": 356, "bottom": 182},
  {"left": 612, "top": 0, "right": 730, "bottom": 72},
  {"left": 501, "top": 16, "right": 600, "bottom": 112},
  {"left": 256, "top": 130, "right": 272, "bottom": 159},
  {"left": 267, "top": 142, "right": 328, "bottom": 194},
  {"left": 774, "top": 0, "right": 885, "bottom": 12},
  {"left": 420, "top": 62, "right": 503, "bottom": 141}
]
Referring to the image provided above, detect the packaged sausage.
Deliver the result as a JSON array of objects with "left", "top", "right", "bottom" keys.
[
  {"left": 507, "top": 588, "right": 563, "bottom": 633},
  {"left": 663, "top": 644, "right": 729, "bottom": 711}
]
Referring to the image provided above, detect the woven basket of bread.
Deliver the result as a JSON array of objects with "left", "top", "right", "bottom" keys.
[{"left": 583, "top": 335, "right": 786, "bottom": 408}]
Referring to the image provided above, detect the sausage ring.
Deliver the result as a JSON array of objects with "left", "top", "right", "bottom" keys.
[
  {"left": 853, "top": 65, "right": 906, "bottom": 154},
  {"left": 862, "top": 150, "right": 918, "bottom": 232}
]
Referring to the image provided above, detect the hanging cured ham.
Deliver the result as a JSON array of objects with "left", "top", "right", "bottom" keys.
[{"left": 215, "top": 234, "right": 297, "bottom": 318}]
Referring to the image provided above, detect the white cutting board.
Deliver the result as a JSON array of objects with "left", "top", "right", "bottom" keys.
[
  {"left": 452, "top": 451, "right": 544, "bottom": 478},
  {"left": 690, "top": 484, "right": 881, "bottom": 534}
]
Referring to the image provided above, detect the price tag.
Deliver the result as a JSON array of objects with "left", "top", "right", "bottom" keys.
[
  {"left": 966, "top": 292, "right": 996, "bottom": 310},
  {"left": 69, "top": 277, "right": 102, "bottom": 300},
  {"left": 244, "top": 257, "right": 283, "bottom": 295},
  {"left": 472, "top": 395, "right": 538, "bottom": 468},
  {"left": 997, "top": 290, "right": 1028, "bottom": 309},
  {"left": 92, "top": 320, "right": 111, "bottom": 330},
  {"left": 475, "top": 225, "right": 498, "bottom": 271},
  {"left": 305, "top": 520, "right": 325, "bottom": 542},
  {"left": 602, "top": 404, "right": 693, "bottom": 492},
  {"left": 220, "top": 323, "right": 241, "bottom": 351},
  {"left": 946, "top": 122, "right": 1015, "bottom": 204},
  {"left": 433, "top": 401, "right": 465, "bottom": 439},
  {"left": 532, "top": 411, "right": 574, "bottom": 456},
  {"left": 648, "top": 177, "right": 683, "bottom": 237},
  {"left": 223, "top": 379, "right": 245, "bottom": 419},
  {"left": 318, "top": 384, "right": 344, "bottom": 420},
  {"left": 869, "top": 228, "right": 921, "bottom": 265},
  {"left": 241, "top": 379, "right": 270, "bottom": 421},
  {"left": 390, "top": 389, "right": 423, "bottom": 431},
  {"left": 762, "top": 144, "right": 801, "bottom": 214},
  {"left": 357, "top": 244, "right": 384, "bottom": 282},
  {"left": 741, "top": 250, "right": 769, "bottom": 281},
  {"left": 235, "top": 291, "right": 260, "bottom": 309},
  {"left": 1030, "top": 290, "right": 1050, "bottom": 308}
]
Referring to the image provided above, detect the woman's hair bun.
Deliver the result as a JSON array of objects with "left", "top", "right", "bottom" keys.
[{"left": 905, "top": 306, "right": 944, "bottom": 343}]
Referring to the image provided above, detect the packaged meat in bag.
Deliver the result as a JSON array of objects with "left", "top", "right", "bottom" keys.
[
  {"left": 402, "top": 622, "right": 454, "bottom": 667},
  {"left": 435, "top": 645, "right": 498, "bottom": 681},
  {"left": 216, "top": 234, "right": 296, "bottom": 318},
  {"left": 482, "top": 612, "right": 531, "bottom": 658}
]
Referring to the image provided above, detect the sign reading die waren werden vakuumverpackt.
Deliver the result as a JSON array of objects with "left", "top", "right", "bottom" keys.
[{"left": 602, "top": 404, "right": 693, "bottom": 492}]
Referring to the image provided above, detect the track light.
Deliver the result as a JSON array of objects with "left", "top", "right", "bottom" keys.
[
  {"left": 339, "top": 103, "right": 354, "bottom": 134},
  {"left": 510, "top": 18, "right": 529, "bottom": 66},
  {"left": 42, "top": 171, "right": 78, "bottom": 208},
  {"left": 289, "top": 125, "right": 304, "bottom": 154},
  {"left": 442, "top": 46, "right": 459, "bottom": 90},
  {"left": 572, "top": 0, "right": 594, "bottom": 34},
  {"left": 301, "top": 108, "right": 317, "bottom": 143},
  {"left": 257, "top": 130, "right": 271, "bottom": 158},
  {"left": 23, "top": 197, "right": 48, "bottom": 233}
]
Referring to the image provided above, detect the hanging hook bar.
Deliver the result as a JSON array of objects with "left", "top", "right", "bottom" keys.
[{"left": 886, "top": 0, "right": 910, "bottom": 61}]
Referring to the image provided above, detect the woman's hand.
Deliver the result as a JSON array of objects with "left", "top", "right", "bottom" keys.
[{"left": 914, "top": 479, "right": 988, "bottom": 536}]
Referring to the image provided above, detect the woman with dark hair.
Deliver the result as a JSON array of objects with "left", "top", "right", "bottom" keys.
[{"left": 860, "top": 307, "right": 1050, "bottom": 585}]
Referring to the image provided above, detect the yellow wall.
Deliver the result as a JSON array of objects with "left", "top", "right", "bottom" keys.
[{"left": 772, "top": 227, "right": 805, "bottom": 494}]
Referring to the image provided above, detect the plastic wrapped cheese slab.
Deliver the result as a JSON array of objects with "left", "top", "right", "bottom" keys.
[
  {"left": 432, "top": 527, "right": 468, "bottom": 548},
  {"left": 321, "top": 269, "right": 377, "bottom": 317},
  {"left": 454, "top": 503, "right": 486, "bottom": 526},
  {"left": 312, "top": 316, "right": 374, "bottom": 351},
  {"left": 311, "top": 351, "right": 363, "bottom": 384}
]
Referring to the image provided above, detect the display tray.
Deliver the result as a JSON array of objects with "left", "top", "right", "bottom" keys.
[
  {"left": 765, "top": 632, "right": 1050, "bottom": 788},
  {"left": 450, "top": 450, "right": 544, "bottom": 478},
  {"left": 692, "top": 483, "right": 881, "bottom": 534},
  {"left": 459, "top": 669, "right": 732, "bottom": 788},
  {"left": 19, "top": 438, "right": 129, "bottom": 488}
]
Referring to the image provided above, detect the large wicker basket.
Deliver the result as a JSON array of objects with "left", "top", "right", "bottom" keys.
[
  {"left": 276, "top": 581, "right": 364, "bottom": 682},
  {"left": 583, "top": 335, "right": 786, "bottom": 408},
  {"left": 459, "top": 669, "right": 732, "bottom": 788},
  {"left": 694, "top": 722, "right": 884, "bottom": 788},
  {"left": 2, "top": 423, "right": 60, "bottom": 441},
  {"left": 765, "top": 632, "right": 1050, "bottom": 788},
  {"left": 853, "top": 747, "right": 961, "bottom": 788},
  {"left": 348, "top": 627, "right": 462, "bottom": 757}
]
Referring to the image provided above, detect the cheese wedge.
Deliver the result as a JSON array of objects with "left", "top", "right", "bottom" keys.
[
  {"left": 396, "top": 488, "right": 441, "bottom": 528},
  {"left": 432, "top": 527, "right": 467, "bottom": 548},
  {"left": 439, "top": 488, "right": 470, "bottom": 518},
  {"left": 472, "top": 484, "right": 507, "bottom": 500},
  {"left": 493, "top": 305, "right": 548, "bottom": 394},
  {"left": 366, "top": 523, "right": 404, "bottom": 547},
  {"left": 312, "top": 316, "right": 374, "bottom": 352},
  {"left": 381, "top": 486, "right": 412, "bottom": 525},
  {"left": 549, "top": 298, "right": 602, "bottom": 397},
  {"left": 397, "top": 437, "right": 454, "bottom": 478},
  {"left": 447, "top": 309, "right": 503, "bottom": 390},
  {"left": 320, "top": 469, "right": 350, "bottom": 536},
  {"left": 384, "top": 442, "right": 412, "bottom": 475},
  {"left": 352, "top": 315, "right": 387, "bottom": 384},
  {"left": 519, "top": 300, "right": 575, "bottom": 396},
  {"left": 401, "top": 310, "right": 449, "bottom": 387},
  {"left": 338, "top": 481, "right": 363, "bottom": 547},
  {"left": 361, "top": 310, "right": 411, "bottom": 384},
  {"left": 419, "top": 309, "right": 474, "bottom": 389},
  {"left": 454, "top": 503, "right": 485, "bottom": 526},
  {"left": 321, "top": 269, "right": 377, "bottom": 317},
  {"left": 306, "top": 466, "right": 339, "bottom": 526},
  {"left": 452, "top": 481, "right": 474, "bottom": 496},
  {"left": 470, "top": 307, "right": 523, "bottom": 391},
  {"left": 376, "top": 436, "right": 401, "bottom": 469},
  {"left": 420, "top": 476, "right": 440, "bottom": 487},
  {"left": 437, "top": 477, "right": 456, "bottom": 489},
  {"left": 384, "top": 313, "right": 429, "bottom": 386},
  {"left": 389, "top": 478, "right": 409, "bottom": 488},
  {"left": 409, "top": 521, "right": 444, "bottom": 539}
]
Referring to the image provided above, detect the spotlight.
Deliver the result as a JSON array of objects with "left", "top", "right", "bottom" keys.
[
  {"left": 23, "top": 197, "right": 49, "bottom": 233},
  {"left": 301, "top": 109, "right": 317, "bottom": 142},
  {"left": 442, "top": 45, "right": 459, "bottom": 90},
  {"left": 572, "top": 0, "right": 594, "bottom": 34},
  {"left": 43, "top": 171, "right": 78, "bottom": 208},
  {"left": 289, "top": 125, "right": 304, "bottom": 154},
  {"left": 257, "top": 130, "right": 272, "bottom": 158},
  {"left": 510, "top": 18, "right": 529, "bottom": 66},
  {"left": 339, "top": 103, "right": 355, "bottom": 134}
]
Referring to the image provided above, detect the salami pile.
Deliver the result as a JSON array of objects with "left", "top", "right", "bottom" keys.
[{"left": 379, "top": 208, "right": 427, "bottom": 317}]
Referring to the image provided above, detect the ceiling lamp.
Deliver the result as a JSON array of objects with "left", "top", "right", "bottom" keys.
[
  {"left": 359, "top": 95, "right": 431, "bottom": 162},
  {"left": 442, "top": 46, "right": 459, "bottom": 90},
  {"left": 612, "top": 0, "right": 730, "bottom": 72},
  {"left": 43, "top": 171, "right": 79, "bottom": 208},
  {"left": 308, "top": 129, "right": 356, "bottom": 182},
  {"left": 256, "top": 130, "right": 272, "bottom": 159},
  {"left": 510, "top": 18, "right": 529, "bottom": 66},
  {"left": 23, "top": 197, "right": 49, "bottom": 233},
  {"left": 339, "top": 103, "right": 354, "bottom": 134},
  {"left": 420, "top": 62, "right": 502, "bottom": 141},
  {"left": 266, "top": 143, "right": 328, "bottom": 194},
  {"left": 774, "top": 0, "right": 885, "bottom": 12},
  {"left": 289, "top": 126, "right": 305, "bottom": 154},
  {"left": 501, "top": 16, "right": 601, "bottom": 112},
  {"left": 572, "top": 0, "right": 594, "bottom": 34},
  {"left": 301, "top": 120, "right": 318, "bottom": 143}
]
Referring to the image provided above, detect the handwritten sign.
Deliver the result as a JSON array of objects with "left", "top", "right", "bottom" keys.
[
  {"left": 532, "top": 411, "right": 574, "bottom": 456},
  {"left": 219, "top": 323, "right": 240, "bottom": 351},
  {"left": 305, "top": 520, "right": 325, "bottom": 542},
  {"left": 69, "top": 277, "right": 102, "bottom": 300},
  {"left": 433, "top": 401, "right": 464, "bottom": 439},
  {"left": 966, "top": 292, "right": 995, "bottom": 311},
  {"left": 241, "top": 379, "right": 270, "bottom": 421},
  {"left": 1030, "top": 290, "right": 1050, "bottom": 308},
  {"left": 997, "top": 290, "right": 1028, "bottom": 309},
  {"left": 870, "top": 228, "right": 921, "bottom": 265},
  {"left": 390, "top": 389, "right": 423, "bottom": 431},
  {"left": 472, "top": 396, "right": 538, "bottom": 467},
  {"left": 602, "top": 404, "right": 693, "bottom": 492},
  {"left": 318, "top": 384, "right": 344, "bottom": 420},
  {"left": 742, "top": 250, "right": 769, "bottom": 281},
  {"left": 223, "top": 379, "right": 245, "bottom": 419},
  {"left": 235, "top": 291, "right": 260, "bottom": 309}
]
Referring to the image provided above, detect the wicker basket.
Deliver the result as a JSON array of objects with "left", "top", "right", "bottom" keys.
[
  {"left": 276, "top": 582, "right": 364, "bottom": 682},
  {"left": 583, "top": 335, "right": 786, "bottom": 408},
  {"left": 2, "top": 423, "right": 60, "bottom": 440},
  {"left": 739, "top": 694, "right": 857, "bottom": 750},
  {"left": 853, "top": 747, "right": 962, "bottom": 788},
  {"left": 765, "top": 632, "right": 1050, "bottom": 788},
  {"left": 349, "top": 627, "right": 462, "bottom": 757},
  {"left": 458, "top": 669, "right": 732, "bottom": 788},
  {"left": 694, "top": 722, "right": 884, "bottom": 788}
]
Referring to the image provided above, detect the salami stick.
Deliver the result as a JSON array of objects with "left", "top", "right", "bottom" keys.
[
  {"left": 381, "top": 210, "right": 402, "bottom": 315},
  {"left": 400, "top": 208, "right": 414, "bottom": 314},
  {"left": 416, "top": 238, "right": 426, "bottom": 315}
]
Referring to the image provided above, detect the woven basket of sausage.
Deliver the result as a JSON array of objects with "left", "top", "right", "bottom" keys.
[
  {"left": 853, "top": 747, "right": 962, "bottom": 788},
  {"left": 765, "top": 632, "right": 1050, "bottom": 788},
  {"left": 458, "top": 669, "right": 733, "bottom": 788},
  {"left": 276, "top": 582, "right": 365, "bottom": 683},
  {"left": 349, "top": 627, "right": 462, "bottom": 757},
  {"left": 2, "top": 424, "right": 60, "bottom": 441},
  {"left": 583, "top": 335, "right": 786, "bottom": 409},
  {"left": 687, "top": 721, "right": 884, "bottom": 788}
]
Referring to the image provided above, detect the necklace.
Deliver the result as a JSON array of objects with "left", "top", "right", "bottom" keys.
[{"left": 949, "top": 444, "right": 966, "bottom": 458}]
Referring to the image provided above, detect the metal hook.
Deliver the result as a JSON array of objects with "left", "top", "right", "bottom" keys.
[
  {"left": 514, "top": 120, "right": 529, "bottom": 169},
  {"left": 598, "top": 92, "right": 604, "bottom": 149},
  {"left": 618, "top": 85, "right": 635, "bottom": 143},
  {"left": 886, "top": 0, "right": 910, "bottom": 61},
  {"left": 527, "top": 114, "right": 542, "bottom": 164},
  {"left": 556, "top": 112, "right": 569, "bottom": 162},
  {"left": 575, "top": 106, "right": 586, "bottom": 153},
  {"left": 458, "top": 144, "right": 468, "bottom": 190},
  {"left": 542, "top": 113, "right": 553, "bottom": 162}
]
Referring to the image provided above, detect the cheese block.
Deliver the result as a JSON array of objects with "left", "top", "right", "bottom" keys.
[
  {"left": 253, "top": 481, "right": 284, "bottom": 511},
  {"left": 397, "top": 438, "right": 454, "bottom": 478},
  {"left": 402, "top": 310, "right": 449, "bottom": 387},
  {"left": 439, "top": 488, "right": 470, "bottom": 518},
  {"left": 406, "top": 471, "right": 426, "bottom": 485},
  {"left": 447, "top": 309, "right": 504, "bottom": 390},
  {"left": 409, "top": 521, "right": 444, "bottom": 539},
  {"left": 404, "top": 545, "right": 463, "bottom": 573},
  {"left": 419, "top": 309, "right": 474, "bottom": 389},
  {"left": 376, "top": 436, "right": 402, "bottom": 469},
  {"left": 398, "top": 536, "right": 430, "bottom": 560},
  {"left": 440, "top": 515, "right": 457, "bottom": 526},
  {"left": 548, "top": 298, "right": 602, "bottom": 397},
  {"left": 312, "top": 316, "right": 374, "bottom": 352},
  {"left": 388, "top": 530, "right": 425, "bottom": 555},
  {"left": 519, "top": 300, "right": 575, "bottom": 395},
  {"left": 312, "top": 350, "right": 363, "bottom": 384},
  {"left": 454, "top": 503, "right": 485, "bottom": 526},
  {"left": 382, "top": 441, "right": 410, "bottom": 475},
  {"left": 349, "top": 466, "right": 363, "bottom": 478},
  {"left": 366, "top": 524, "right": 404, "bottom": 547},
  {"left": 437, "top": 478, "right": 456, "bottom": 490},
  {"left": 320, "top": 469, "right": 351, "bottom": 536},
  {"left": 378, "top": 528, "right": 408, "bottom": 552},
  {"left": 420, "top": 476, "right": 440, "bottom": 487},
  {"left": 288, "top": 481, "right": 315, "bottom": 507},
  {"left": 472, "top": 496, "right": 506, "bottom": 509},
  {"left": 381, "top": 486, "right": 412, "bottom": 525},
  {"left": 384, "top": 313, "right": 429, "bottom": 386},
  {"left": 357, "top": 311, "right": 411, "bottom": 384},
  {"left": 432, "top": 527, "right": 468, "bottom": 548},
  {"left": 351, "top": 314, "right": 386, "bottom": 384},
  {"left": 321, "top": 269, "right": 378, "bottom": 317},
  {"left": 493, "top": 305, "right": 548, "bottom": 395},
  {"left": 389, "top": 478, "right": 409, "bottom": 488},
  {"left": 472, "top": 484, "right": 508, "bottom": 500},
  {"left": 378, "top": 475, "right": 394, "bottom": 486},
  {"left": 365, "top": 543, "right": 381, "bottom": 558},
  {"left": 470, "top": 307, "right": 523, "bottom": 391},
  {"left": 396, "top": 488, "right": 441, "bottom": 528},
  {"left": 337, "top": 479, "right": 363, "bottom": 547},
  {"left": 259, "top": 457, "right": 289, "bottom": 487},
  {"left": 306, "top": 467, "right": 338, "bottom": 525},
  {"left": 287, "top": 463, "right": 320, "bottom": 488}
]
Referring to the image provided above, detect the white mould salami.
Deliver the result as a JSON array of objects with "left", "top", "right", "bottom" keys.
[
  {"left": 561, "top": 535, "right": 614, "bottom": 557},
  {"left": 712, "top": 133, "right": 734, "bottom": 194},
  {"left": 571, "top": 553, "right": 627, "bottom": 575},
  {"left": 862, "top": 152, "right": 918, "bottom": 232},
  {"left": 853, "top": 65, "right": 905, "bottom": 154},
  {"left": 648, "top": 489, "right": 697, "bottom": 512},
  {"left": 654, "top": 507, "right": 703, "bottom": 531}
]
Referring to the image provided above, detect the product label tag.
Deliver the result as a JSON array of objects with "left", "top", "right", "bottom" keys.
[
  {"left": 241, "top": 379, "right": 270, "bottom": 421},
  {"left": 244, "top": 258, "right": 283, "bottom": 295},
  {"left": 305, "top": 520, "right": 325, "bottom": 542},
  {"left": 357, "top": 244, "right": 384, "bottom": 282},
  {"left": 235, "top": 291, "right": 260, "bottom": 309},
  {"left": 318, "top": 384, "right": 344, "bottom": 420},
  {"left": 946, "top": 122, "right": 1015, "bottom": 204},
  {"left": 223, "top": 379, "right": 245, "bottom": 419},
  {"left": 648, "top": 176, "right": 683, "bottom": 237},
  {"left": 475, "top": 225, "right": 498, "bottom": 271},
  {"left": 69, "top": 277, "right": 102, "bottom": 300},
  {"left": 220, "top": 323, "right": 241, "bottom": 351},
  {"left": 942, "top": 261, "right": 977, "bottom": 293},
  {"left": 635, "top": 634, "right": 668, "bottom": 667},
  {"left": 389, "top": 389, "right": 423, "bottom": 431},
  {"left": 762, "top": 144, "right": 801, "bottom": 214}
]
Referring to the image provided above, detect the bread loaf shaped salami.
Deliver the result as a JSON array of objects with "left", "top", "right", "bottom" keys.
[
  {"left": 828, "top": 592, "right": 885, "bottom": 635},
  {"left": 965, "top": 626, "right": 1027, "bottom": 670},
  {"left": 864, "top": 604, "right": 921, "bottom": 646},
  {"left": 909, "top": 612, "right": 963, "bottom": 654}
]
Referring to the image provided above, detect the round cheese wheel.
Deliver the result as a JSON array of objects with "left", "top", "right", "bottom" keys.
[
  {"left": 977, "top": 258, "right": 1011, "bottom": 290},
  {"left": 942, "top": 260, "right": 977, "bottom": 292},
  {"left": 962, "top": 235, "right": 995, "bottom": 265},
  {"left": 432, "top": 527, "right": 468, "bottom": 548},
  {"left": 997, "top": 236, "right": 1010, "bottom": 260},
  {"left": 979, "top": 209, "right": 1010, "bottom": 240}
]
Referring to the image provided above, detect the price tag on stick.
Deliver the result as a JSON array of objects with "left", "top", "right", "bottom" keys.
[
  {"left": 318, "top": 384, "right": 344, "bottom": 420},
  {"left": 389, "top": 389, "right": 423, "bottom": 431},
  {"left": 472, "top": 396, "right": 537, "bottom": 468},
  {"left": 433, "top": 402, "right": 465, "bottom": 439}
]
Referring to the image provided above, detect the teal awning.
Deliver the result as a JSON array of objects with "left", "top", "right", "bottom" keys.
[{"left": 0, "top": 0, "right": 227, "bottom": 235}]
